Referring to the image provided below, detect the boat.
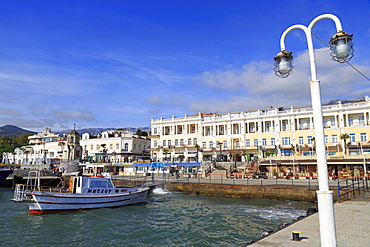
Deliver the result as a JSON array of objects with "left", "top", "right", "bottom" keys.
[
  {"left": 0, "top": 169, "right": 13, "bottom": 186},
  {"left": 11, "top": 171, "right": 150, "bottom": 213}
]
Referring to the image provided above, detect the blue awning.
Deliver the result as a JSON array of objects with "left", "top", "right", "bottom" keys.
[{"left": 152, "top": 162, "right": 164, "bottom": 167}]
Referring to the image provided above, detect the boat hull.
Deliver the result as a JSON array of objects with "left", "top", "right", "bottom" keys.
[
  {"left": 0, "top": 170, "right": 13, "bottom": 185},
  {"left": 16, "top": 188, "right": 149, "bottom": 213}
]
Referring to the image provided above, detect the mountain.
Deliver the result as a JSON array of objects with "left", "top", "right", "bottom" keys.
[
  {"left": 55, "top": 127, "right": 151, "bottom": 136},
  {"left": 0, "top": 125, "right": 36, "bottom": 137}
]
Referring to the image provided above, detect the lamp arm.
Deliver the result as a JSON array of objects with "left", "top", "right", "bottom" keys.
[{"left": 280, "top": 13, "right": 344, "bottom": 52}]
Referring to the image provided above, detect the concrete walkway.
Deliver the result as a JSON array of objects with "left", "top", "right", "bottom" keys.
[{"left": 249, "top": 191, "right": 370, "bottom": 246}]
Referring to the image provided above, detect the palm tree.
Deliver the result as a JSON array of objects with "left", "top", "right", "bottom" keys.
[
  {"left": 194, "top": 144, "right": 200, "bottom": 162},
  {"left": 340, "top": 133, "right": 350, "bottom": 156},
  {"left": 311, "top": 137, "right": 316, "bottom": 155}
]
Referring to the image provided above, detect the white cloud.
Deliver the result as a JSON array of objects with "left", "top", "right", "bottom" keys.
[
  {"left": 0, "top": 108, "right": 22, "bottom": 116},
  {"left": 192, "top": 48, "right": 370, "bottom": 114},
  {"left": 144, "top": 96, "right": 162, "bottom": 104},
  {"left": 50, "top": 109, "right": 96, "bottom": 121}
]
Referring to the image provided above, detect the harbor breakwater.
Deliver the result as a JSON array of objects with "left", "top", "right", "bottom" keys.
[{"left": 164, "top": 182, "right": 339, "bottom": 202}]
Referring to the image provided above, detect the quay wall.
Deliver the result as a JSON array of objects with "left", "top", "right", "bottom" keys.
[{"left": 164, "top": 182, "right": 339, "bottom": 202}]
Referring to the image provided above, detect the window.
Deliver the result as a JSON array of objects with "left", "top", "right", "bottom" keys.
[
  {"left": 134, "top": 144, "right": 136, "bottom": 150},
  {"left": 249, "top": 124, "right": 255, "bottom": 133},
  {"left": 282, "top": 137, "right": 290, "bottom": 145},
  {"left": 236, "top": 141, "right": 240, "bottom": 148},
  {"left": 209, "top": 141, "right": 213, "bottom": 148},
  {"left": 180, "top": 139, "right": 184, "bottom": 145},
  {"left": 110, "top": 144, "right": 113, "bottom": 149},
  {"left": 361, "top": 133, "right": 367, "bottom": 142},
  {"left": 188, "top": 138, "right": 192, "bottom": 145},
  {"left": 325, "top": 135, "right": 328, "bottom": 144},
  {"left": 219, "top": 126, "right": 225, "bottom": 135},
  {"left": 298, "top": 136, "right": 304, "bottom": 145},
  {"left": 262, "top": 138, "right": 267, "bottom": 146},
  {"left": 223, "top": 140, "right": 227, "bottom": 148},
  {"left": 265, "top": 123, "right": 270, "bottom": 132},
  {"left": 124, "top": 143, "right": 129, "bottom": 151},
  {"left": 348, "top": 116, "right": 354, "bottom": 126},
  {"left": 253, "top": 139, "right": 258, "bottom": 147},
  {"left": 153, "top": 141, "right": 157, "bottom": 147},
  {"left": 163, "top": 140, "right": 166, "bottom": 146},
  {"left": 282, "top": 121, "right": 288, "bottom": 131},
  {"left": 168, "top": 140, "right": 171, "bottom": 146},
  {"left": 153, "top": 128, "right": 157, "bottom": 134},
  {"left": 202, "top": 142, "right": 206, "bottom": 149},
  {"left": 330, "top": 118, "right": 335, "bottom": 127},
  {"left": 116, "top": 143, "right": 119, "bottom": 149},
  {"left": 90, "top": 145, "right": 93, "bottom": 150},
  {"left": 246, "top": 139, "right": 250, "bottom": 147},
  {"left": 175, "top": 139, "right": 179, "bottom": 146},
  {"left": 270, "top": 138, "right": 275, "bottom": 146},
  {"left": 307, "top": 136, "right": 313, "bottom": 144},
  {"left": 359, "top": 116, "right": 365, "bottom": 125},
  {"left": 193, "top": 138, "right": 197, "bottom": 145},
  {"left": 350, "top": 133, "right": 356, "bottom": 143},
  {"left": 332, "top": 135, "right": 338, "bottom": 144}
]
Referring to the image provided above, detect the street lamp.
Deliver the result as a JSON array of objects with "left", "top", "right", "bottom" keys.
[{"left": 274, "top": 14, "right": 354, "bottom": 247}]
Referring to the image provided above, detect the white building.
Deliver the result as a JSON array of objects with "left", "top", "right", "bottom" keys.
[
  {"left": 2, "top": 128, "right": 151, "bottom": 169},
  {"left": 149, "top": 97, "right": 370, "bottom": 171}
]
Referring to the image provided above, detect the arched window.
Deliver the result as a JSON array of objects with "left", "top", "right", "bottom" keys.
[{"left": 124, "top": 143, "right": 129, "bottom": 151}]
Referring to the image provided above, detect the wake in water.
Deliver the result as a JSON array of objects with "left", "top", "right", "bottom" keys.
[{"left": 152, "top": 187, "right": 171, "bottom": 195}]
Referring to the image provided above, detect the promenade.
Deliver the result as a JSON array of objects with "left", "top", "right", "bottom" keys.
[
  {"left": 249, "top": 191, "right": 370, "bottom": 246},
  {"left": 162, "top": 175, "right": 339, "bottom": 190}
]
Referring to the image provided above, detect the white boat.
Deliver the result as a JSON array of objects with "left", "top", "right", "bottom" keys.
[{"left": 11, "top": 171, "right": 150, "bottom": 213}]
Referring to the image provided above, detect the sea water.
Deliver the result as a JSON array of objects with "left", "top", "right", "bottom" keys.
[{"left": 0, "top": 188, "right": 314, "bottom": 246}]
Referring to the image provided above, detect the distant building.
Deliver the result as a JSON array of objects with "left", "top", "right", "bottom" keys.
[
  {"left": 80, "top": 130, "right": 151, "bottom": 163},
  {"left": 149, "top": 97, "right": 370, "bottom": 174},
  {"left": 2, "top": 128, "right": 151, "bottom": 170}
]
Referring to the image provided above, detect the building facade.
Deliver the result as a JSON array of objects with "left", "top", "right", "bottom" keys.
[
  {"left": 2, "top": 128, "right": 151, "bottom": 168},
  {"left": 80, "top": 130, "right": 150, "bottom": 163},
  {"left": 149, "top": 97, "right": 370, "bottom": 168}
]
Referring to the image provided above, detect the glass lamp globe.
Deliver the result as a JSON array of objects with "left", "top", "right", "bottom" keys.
[{"left": 330, "top": 31, "right": 354, "bottom": 63}]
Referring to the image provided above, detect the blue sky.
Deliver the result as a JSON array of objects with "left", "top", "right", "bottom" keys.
[{"left": 0, "top": 0, "right": 369, "bottom": 132}]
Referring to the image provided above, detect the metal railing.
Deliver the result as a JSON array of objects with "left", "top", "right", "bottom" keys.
[{"left": 337, "top": 178, "right": 369, "bottom": 202}]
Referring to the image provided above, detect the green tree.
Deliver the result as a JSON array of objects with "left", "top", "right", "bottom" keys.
[
  {"left": 195, "top": 144, "right": 200, "bottom": 162},
  {"left": 163, "top": 149, "right": 169, "bottom": 162},
  {"left": 135, "top": 129, "right": 148, "bottom": 136}
]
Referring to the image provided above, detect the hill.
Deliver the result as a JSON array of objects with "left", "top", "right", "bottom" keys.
[
  {"left": 0, "top": 125, "right": 36, "bottom": 137},
  {"left": 56, "top": 127, "right": 151, "bottom": 136}
]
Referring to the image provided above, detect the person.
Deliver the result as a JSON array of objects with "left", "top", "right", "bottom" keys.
[{"left": 56, "top": 177, "right": 66, "bottom": 189}]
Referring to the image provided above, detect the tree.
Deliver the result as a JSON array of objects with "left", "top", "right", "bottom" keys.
[
  {"left": 163, "top": 149, "right": 169, "bottom": 162},
  {"left": 0, "top": 133, "right": 33, "bottom": 158},
  {"left": 136, "top": 129, "right": 148, "bottom": 137},
  {"left": 178, "top": 154, "right": 185, "bottom": 162},
  {"left": 194, "top": 144, "right": 200, "bottom": 162},
  {"left": 340, "top": 133, "right": 350, "bottom": 155},
  {"left": 311, "top": 137, "right": 316, "bottom": 154}
]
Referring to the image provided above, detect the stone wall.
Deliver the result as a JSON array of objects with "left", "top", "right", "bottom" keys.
[{"left": 164, "top": 182, "right": 339, "bottom": 202}]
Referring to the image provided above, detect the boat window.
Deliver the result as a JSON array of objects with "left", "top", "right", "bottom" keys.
[
  {"left": 115, "top": 189, "right": 119, "bottom": 193},
  {"left": 121, "top": 189, "right": 127, "bottom": 192},
  {"left": 90, "top": 180, "right": 108, "bottom": 188}
]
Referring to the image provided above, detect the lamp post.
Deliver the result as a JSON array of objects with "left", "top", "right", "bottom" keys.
[
  {"left": 274, "top": 14, "right": 354, "bottom": 247},
  {"left": 359, "top": 142, "right": 367, "bottom": 178},
  {"left": 218, "top": 142, "right": 223, "bottom": 161}
]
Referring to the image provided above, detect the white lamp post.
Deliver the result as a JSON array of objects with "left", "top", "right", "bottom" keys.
[{"left": 274, "top": 14, "right": 354, "bottom": 247}]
